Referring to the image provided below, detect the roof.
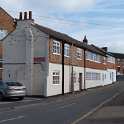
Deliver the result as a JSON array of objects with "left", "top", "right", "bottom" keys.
[
  {"left": 0, "top": 7, "right": 15, "bottom": 32},
  {"left": 0, "top": 7, "right": 14, "bottom": 21},
  {"left": 88, "top": 44, "right": 106, "bottom": 56},
  {"left": 32, "top": 23, "right": 106, "bottom": 56},
  {"left": 109, "top": 52, "right": 124, "bottom": 59}
]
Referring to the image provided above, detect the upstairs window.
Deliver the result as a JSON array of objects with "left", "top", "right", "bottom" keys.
[
  {"left": 86, "top": 51, "right": 102, "bottom": 63},
  {"left": 0, "top": 29, "right": 7, "bottom": 40},
  {"left": 64, "top": 44, "right": 70, "bottom": 57},
  {"left": 76, "top": 48, "right": 82, "bottom": 59},
  {"left": 107, "top": 56, "right": 115, "bottom": 64},
  {"left": 52, "top": 40, "right": 60, "bottom": 54}
]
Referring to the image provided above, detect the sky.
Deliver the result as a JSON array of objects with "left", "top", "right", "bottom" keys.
[{"left": 1, "top": 0, "right": 124, "bottom": 53}]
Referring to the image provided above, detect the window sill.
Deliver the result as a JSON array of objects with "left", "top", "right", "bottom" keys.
[
  {"left": 64, "top": 55, "right": 70, "bottom": 58},
  {"left": 86, "top": 59, "right": 101, "bottom": 63},
  {"left": 52, "top": 84, "right": 61, "bottom": 86},
  {"left": 77, "top": 58, "right": 82, "bottom": 60},
  {"left": 52, "top": 53, "right": 61, "bottom": 56}
]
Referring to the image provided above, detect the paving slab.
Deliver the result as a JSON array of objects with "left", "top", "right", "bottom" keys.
[{"left": 90, "top": 106, "right": 124, "bottom": 119}]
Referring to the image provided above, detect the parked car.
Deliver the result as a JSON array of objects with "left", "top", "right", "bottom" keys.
[{"left": 0, "top": 81, "right": 26, "bottom": 100}]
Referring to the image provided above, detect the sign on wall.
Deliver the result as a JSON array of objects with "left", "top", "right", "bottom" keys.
[{"left": 34, "top": 57, "right": 46, "bottom": 63}]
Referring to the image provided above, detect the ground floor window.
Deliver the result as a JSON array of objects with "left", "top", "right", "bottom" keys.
[
  {"left": 102, "top": 73, "right": 106, "bottom": 81},
  {"left": 110, "top": 72, "right": 114, "bottom": 81},
  {"left": 86, "top": 72, "right": 101, "bottom": 80},
  {"left": 86, "top": 72, "right": 92, "bottom": 80},
  {"left": 53, "top": 71, "right": 60, "bottom": 84}
]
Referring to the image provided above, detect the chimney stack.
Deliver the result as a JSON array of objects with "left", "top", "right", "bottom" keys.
[
  {"left": 24, "top": 12, "right": 27, "bottom": 20},
  {"left": 29, "top": 11, "right": 32, "bottom": 20},
  {"left": 102, "top": 47, "right": 108, "bottom": 52},
  {"left": 19, "top": 12, "right": 22, "bottom": 20},
  {"left": 18, "top": 11, "right": 33, "bottom": 20},
  {"left": 83, "top": 35, "right": 88, "bottom": 45}
]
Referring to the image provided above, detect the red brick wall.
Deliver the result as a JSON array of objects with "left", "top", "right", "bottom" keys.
[
  {"left": 0, "top": 8, "right": 15, "bottom": 32},
  {"left": 48, "top": 38, "right": 84, "bottom": 67}
]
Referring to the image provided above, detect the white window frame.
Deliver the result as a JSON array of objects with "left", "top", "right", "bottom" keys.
[
  {"left": 76, "top": 48, "right": 82, "bottom": 60},
  {"left": 86, "top": 51, "right": 102, "bottom": 63},
  {"left": 0, "top": 29, "right": 7, "bottom": 40},
  {"left": 86, "top": 72, "right": 92, "bottom": 80},
  {"left": 107, "top": 55, "right": 115, "bottom": 64},
  {"left": 52, "top": 40, "right": 61, "bottom": 55},
  {"left": 52, "top": 71, "right": 60, "bottom": 84},
  {"left": 86, "top": 72, "right": 101, "bottom": 80},
  {"left": 64, "top": 44, "right": 70, "bottom": 57}
]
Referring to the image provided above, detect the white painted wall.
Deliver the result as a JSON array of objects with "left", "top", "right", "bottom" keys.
[
  {"left": 32, "top": 26, "right": 49, "bottom": 96},
  {"left": 3, "top": 64, "right": 25, "bottom": 82},
  {"left": 105, "top": 69, "right": 116, "bottom": 85},
  {"left": 85, "top": 68, "right": 106, "bottom": 89},
  {"left": 73, "top": 66, "right": 84, "bottom": 91},
  {"left": 46, "top": 63, "right": 62, "bottom": 96},
  {"left": 85, "top": 68, "right": 116, "bottom": 89},
  {"left": 3, "top": 20, "right": 49, "bottom": 96},
  {"left": 46, "top": 63, "right": 85, "bottom": 96}
]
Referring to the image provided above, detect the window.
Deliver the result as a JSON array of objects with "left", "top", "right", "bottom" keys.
[
  {"left": 76, "top": 48, "right": 82, "bottom": 59},
  {"left": 86, "top": 72, "right": 92, "bottom": 80},
  {"left": 103, "top": 57, "right": 106, "bottom": 64},
  {"left": 53, "top": 71, "right": 60, "bottom": 84},
  {"left": 110, "top": 72, "right": 112, "bottom": 80},
  {"left": 64, "top": 44, "right": 70, "bottom": 57},
  {"left": 0, "top": 29, "right": 7, "bottom": 40},
  {"left": 52, "top": 40, "right": 60, "bottom": 54},
  {"left": 102, "top": 73, "right": 106, "bottom": 81},
  {"left": 86, "top": 72, "right": 101, "bottom": 80},
  {"left": 86, "top": 51, "right": 102, "bottom": 63},
  {"left": 107, "top": 55, "right": 115, "bottom": 64}
]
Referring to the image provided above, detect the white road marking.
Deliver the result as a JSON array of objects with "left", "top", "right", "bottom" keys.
[
  {"left": 0, "top": 116, "right": 25, "bottom": 123},
  {"left": 71, "top": 92, "right": 120, "bottom": 124}
]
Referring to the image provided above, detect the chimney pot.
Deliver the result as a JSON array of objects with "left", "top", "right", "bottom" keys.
[
  {"left": 24, "top": 12, "right": 27, "bottom": 20},
  {"left": 19, "top": 12, "right": 22, "bottom": 20},
  {"left": 29, "top": 11, "right": 32, "bottom": 20}
]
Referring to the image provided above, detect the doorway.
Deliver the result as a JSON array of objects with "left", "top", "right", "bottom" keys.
[{"left": 79, "top": 73, "right": 83, "bottom": 91}]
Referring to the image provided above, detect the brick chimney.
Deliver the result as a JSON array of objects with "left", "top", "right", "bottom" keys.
[
  {"left": 19, "top": 11, "right": 33, "bottom": 20},
  {"left": 83, "top": 35, "right": 88, "bottom": 45},
  {"left": 102, "top": 47, "right": 108, "bottom": 52}
]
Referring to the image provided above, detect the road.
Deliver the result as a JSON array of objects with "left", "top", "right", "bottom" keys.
[{"left": 0, "top": 82, "right": 123, "bottom": 124}]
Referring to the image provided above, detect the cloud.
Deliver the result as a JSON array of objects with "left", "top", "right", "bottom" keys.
[
  {"left": 16, "top": 0, "right": 96, "bottom": 13},
  {"left": 5, "top": 0, "right": 24, "bottom": 5},
  {"left": 1, "top": 0, "right": 124, "bottom": 53},
  {"left": 49, "top": 0, "right": 95, "bottom": 12}
]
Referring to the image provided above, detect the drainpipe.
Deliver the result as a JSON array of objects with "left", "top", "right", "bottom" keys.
[
  {"left": 62, "top": 42, "right": 65, "bottom": 95},
  {"left": 84, "top": 49, "right": 86, "bottom": 90},
  {"left": 71, "top": 44, "right": 74, "bottom": 93}
]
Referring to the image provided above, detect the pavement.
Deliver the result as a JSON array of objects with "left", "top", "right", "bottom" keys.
[
  {"left": 0, "top": 82, "right": 123, "bottom": 124},
  {"left": 78, "top": 86, "right": 124, "bottom": 124}
]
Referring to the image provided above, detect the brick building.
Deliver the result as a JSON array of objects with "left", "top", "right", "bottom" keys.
[
  {"left": 0, "top": 7, "right": 15, "bottom": 79},
  {"left": 2, "top": 11, "right": 116, "bottom": 96},
  {"left": 109, "top": 52, "right": 124, "bottom": 75}
]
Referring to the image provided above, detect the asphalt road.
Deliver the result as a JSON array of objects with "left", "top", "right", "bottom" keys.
[{"left": 0, "top": 82, "right": 124, "bottom": 124}]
